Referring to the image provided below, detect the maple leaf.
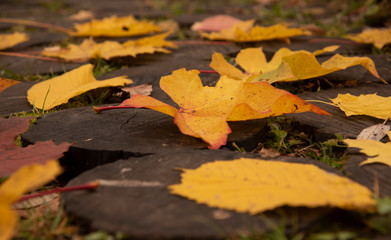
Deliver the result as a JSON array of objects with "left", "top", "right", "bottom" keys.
[
  {"left": 95, "top": 68, "right": 329, "bottom": 149},
  {"left": 210, "top": 46, "right": 386, "bottom": 84},
  {"left": 331, "top": 93, "right": 391, "bottom": 120},
  {"left": 72, "top": 15, "right": 161, "bottom": 37},
  {"left": 0, "top": 77, "right": 20, "bottom": 93},
  {"left": 344, "top": 139, "right": 391, "bottom": 167},
  {"left": 0, "top": 116, "right": 70, "bottom": 177},
  {"left": 346, "top": 28, "right": 391, "bottom": 49},
  {"left": 200, "top": 20, "right": 309, "bottom": 42},
  {"left": 169, "top": 158, "right": 376, "bottom": 214},
  {"left": 27, "top": 64, "right": 132, "bottom": 110},
  {"left": 41, "top": 33, "right": 176, "bottom": 60},
  {"left": 0, "top": 160, "right": 62, "bottom": 240},
  {"left": 0, "top": 32, "right": 29, "bottom": 50}
]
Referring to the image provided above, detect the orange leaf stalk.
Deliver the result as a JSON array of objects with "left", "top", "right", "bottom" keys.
[{"left": 0, "top": 18, "right": 75, "bottom": 34}]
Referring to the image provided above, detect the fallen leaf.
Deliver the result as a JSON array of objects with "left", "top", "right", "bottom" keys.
[
  {"left": 331, "top": 93, "right": 391, "bottom": 120},
  {"left": 169, "top": 158, "right": 376, "bottom": 214},
  {"left": 0, "top": 77, "right": 20, "bottom": 93},
  {"left": 344, "top": 139, "right": 391, "bottom": 167},
  {"left": 259, "top": 147, "right": 281, "bottom": 158},
  {"left": 72, "top": 15, "right": 161, "bottom": 37},
  {"left": 0, "top": 116, "right": 71, "bottom": 177},
  {"left": 0, "top": 32, "right": 29, "bottom": 50},
  {"left": 0, "top": 160, "right": 62, "bottom": 240},
  {"left": 27, "top": 64, "right": 132, "bottom": 110},
  {"left": 41, "top": 33, "right": 176, "bottom": 60},
  {"left": 122, "top": 83, "right": 152, "bottom": 96},
  {"left": 191, "top": 15, "right": 242, "bottom": 32},
  {"left": 201, "top": 20, "right": 309, "bottom": 42},
  {"left": 68, "top": 10, "right": 94, "bottom": 21},
  {"left": 210, "top": 46, "right": 386, "bottom": 84},
  {"left": 97, "top": 68, "right": 329, "bottom": 149},
  {"left": 346, "top": 28, "right": 391, "bottom": 49},
  {"left": 357, "top": 124, "right": 390, "bottom": 140}
]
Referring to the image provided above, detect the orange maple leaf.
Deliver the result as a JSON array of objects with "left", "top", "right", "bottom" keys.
[{"left": 95, "top": 69, "right": 329, "bottom": 149}]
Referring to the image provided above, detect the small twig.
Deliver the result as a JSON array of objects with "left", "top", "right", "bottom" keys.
[
  {"left": 305, "top": 99, "right": 338, "bottom": 107},
  {"left": 0, "top": 51, "right": 87, "bottom": 63},
  {"left": 0, "top": 17, "right": 75, "bottom": 34},
  {"left": 18, "top": 182, "right": 99, "bottom": 202},
  {"left": 382, "top": 118, "right": 389, "bottom": 125}
]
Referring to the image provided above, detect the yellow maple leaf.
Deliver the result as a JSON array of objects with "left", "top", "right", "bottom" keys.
[
  {"left": 95, "top": 68, "right": 329, "bottom": 149},
  {"left": 169, "top": 158, "right": 376, "bottom": 214},
  {"left": 27, "top": 64, "right": 132, "bottom": 110},
  {"left": 72, "top": 15, "right": 161, "bottom": 37},
  {"left": 331, "top": 93, "right": 391, "bottom": 120},
  {"left": 0, "top": 32, "right": 29, "bottom": 50},
  {"left": 346, "top": 28, "right": 391, "bottom": 49},
  {"left": 344, "top": 139, "right": 391, "bottom": 167},
  {"left": 41, "top": 33, "right": 176, "bottom": 60},
  {"left": 0, "top": 160, "right": 62, "bottom": 240},
  {"left": 210, "top": 46, "right": 386, "bottom": 84},
  {"left": 201, "top": 20, "right": 309, "bottom": 42}
]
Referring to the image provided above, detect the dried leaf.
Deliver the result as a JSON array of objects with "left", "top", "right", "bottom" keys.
[
  {"left": 357, "top": 124, "right": 390, "bottom": 140},
  {"left": 331, "top": 93, "right": 391, "bottom": 120},
  {"left": 113, "top": 68, "right": 329, "bottom": 149},
  {"left": 41, "top": 33, "right": 176, "bottom": 60},
  {"left": 201, "top": 20, "right": 309, "bottom": 42},
  {"left": 0, "top": 32, "right": 29, "bottom": 50},
  {"left": 73, "top": 15, "right": 161, "bottom": 37},
  {"left": 122, "top": 83, "right": 152, "bottom": 96},
  {"left": 27, "top": 64, "right": 132, "bottom": 110},
  {"left": 169, "top": 158, "right": 376, "bottom": 214},
  {"left": 346, "top": 28, "right": 391, "bottom": 49},
  {"left": 344, "top": 139, "right": 391, "bottom": 167},
  {"left": 191, "top": 15, "right": 241, "bottom": 32},
  {"left": 69, "top": 10, "right": 94, "bottom": 21},
  {"left": 0, "top": 77, "right": 20, "bottom": 93},
  {"left": 0, "top": 160, "right": 62, "bottom": 240},
  {"left": 0, "top": 117, "right": 70, "bottom": 177}
]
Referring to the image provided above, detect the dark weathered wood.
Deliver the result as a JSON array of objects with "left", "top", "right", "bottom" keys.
[
  {"left": 0, "top": 82, "right": 34, "bottom": 116},
  {"left": 63, "top": 150, "right": 339, "bottom": 239},
  {"left": 288, "top": 82, "right": 391, "bottom": 142},
  {"left": 22, "top": 106, "right": 267, "bottom": 177}
]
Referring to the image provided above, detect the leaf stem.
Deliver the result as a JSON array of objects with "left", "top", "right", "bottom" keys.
[
  {"left": 17, "top": 182, "right": 99, "bottom": 202},
  {"left": 305, "top": 99, "right": 337, "bottom": 107},
  {"left": 0, "top": 18, "right": 75, "bottom": 34},
  {"left": 0, "top": 51, "right": 86, "bottom": 63},
  {"left": 93, "top": 105, "right": 135, "bottom": 113}
]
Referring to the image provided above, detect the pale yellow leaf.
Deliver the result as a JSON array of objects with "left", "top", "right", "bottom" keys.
[
  {"left": 331, "top": 93, "right": 391, "bottom": 120},
  {"left": 357, "top": 124, "right": 390, "bottom": 140},
  {"left": 169, "top": 158, "right": 375, "bottom": 214},
  {"left": 0, "top": 160, "right": 62, "bottom": 240},
  {"left": 347, "top": 28, "right": 391, "bottom": 49},
  {"left": 27, "top": 64, "right": 132, "bottom": 110},
  {"left": 0, "top": 32, "right": 29, "bottom": 50},
  {"left": 345, "top": 139, "right": 391, "bottom": 167}
]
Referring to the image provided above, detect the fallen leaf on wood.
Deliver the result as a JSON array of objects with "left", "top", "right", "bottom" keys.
[
  {"left": 0, "top": 77, "right": 20, "bottom": 93},
  {"left": 169, "top": 158, "right": 376, "bottom": 214},
  {"left": 210, "top": 46, "right": 385, "bottom": 84},
  {"left": 95, "top": 68, "right": 329, "bottom": 149},
  {"left": 0, "top": 117, "right": 71, "bottom": 177},
  {"left": 344, "top": 139, "right": 391, "bottom": 167},
  {"left": 357, "top": 124, "right": 390, "bottom": 140},
  {"left": 200, "top": 20, "right": 309, "bottom": 42},
  {"left": 331, "top": 93, "right": 391, "bottom": 120},
  {"left": 27, "top": 64, "right": 132, "bottom": 110},
  {"left": 122, "top": 83, "right": 152, "bottom": 96},
  {"left": 41, "top": 33, "right": 176, "bottom": 60},
  {"left": 72, "top": 15, "right": 161, "bottom": 37},
  {"left": 68, "top": 10, "right": 94, "bottom": 21},
  {"left": 0, "top": 160, "right": 62, "bottom": 240},
  {"left": 0, "top": 32, "right": 29, "bottom": 50},
  {"left": 191, "top": 15, "right": 241, "bottom": 32},
  {"left": 346, "top": 28, "right": 391, "bottom": 49}
]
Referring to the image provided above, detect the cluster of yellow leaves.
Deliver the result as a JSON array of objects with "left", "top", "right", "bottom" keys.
[
  {"left": 27, "top": 64, "right": 132, "bottom": 110},
  {"left": 41, "top": 33, "right": 176, "bottom": 61},
  {"left": 72, "top": 15, "right": 161, "bottom": 37},
  {"left": 0, "top": 160, "right": 62, "bottom": 240},
  {"left": 169, "top": 158, "right": 376, "bottom": 214},
  {"left": 347, "top": 28, "right": 391, "bottom": 49},
  {"left": 210, "top": 46, "right": 386, "bottom": 84},
  {"left": 200, "top": 20, "right": 309, "bottom": 42},
  {"left": 101, "top": 68, "right": 329, "bottom": 149},
  {"left": 0, "top": 32, "right": 29, "bottom": 50}
]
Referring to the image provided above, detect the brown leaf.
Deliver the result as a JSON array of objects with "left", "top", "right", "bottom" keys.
[
  {"left": 0, "top": 117, "right": 71, "bottom": 177},
  {"left": 0, "top": 77, "right": 20, "bottom": 93}
]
